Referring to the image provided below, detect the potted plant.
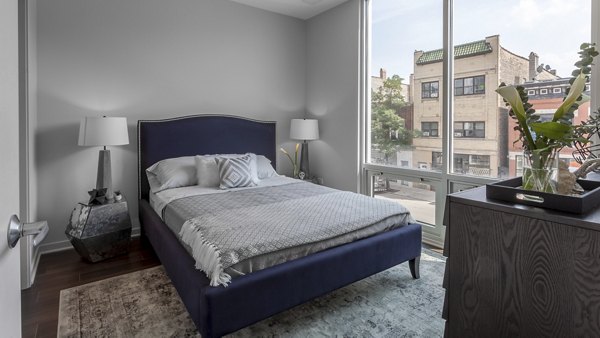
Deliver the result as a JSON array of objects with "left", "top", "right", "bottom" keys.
[
  {"left": 496, "top": 43, "right": 600, "bottom": 194},
  {"left": 280, "top": 143, "right": 300, "bottom": 178}
]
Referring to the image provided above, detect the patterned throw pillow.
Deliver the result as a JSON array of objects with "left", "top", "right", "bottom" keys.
[{"left": 216, "top": 154, "right": 258, "bottom": 189}]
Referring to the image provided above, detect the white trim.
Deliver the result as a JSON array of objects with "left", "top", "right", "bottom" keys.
[
  {"left": 360, "top": 0, "right": 371, "bottom": 195},
  {"left": 553, "top": 87, "right": 561, "bottom": 94},
  {"left": 358, "top": 0, "right": 368, "bottom": 193},
  {"left": 18, "top": 0, "right": 35, "bottom": 290}
]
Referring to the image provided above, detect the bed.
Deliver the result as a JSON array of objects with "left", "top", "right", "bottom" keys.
[{"left": 138, "top": 114, "right": 423, "bottom": 338}]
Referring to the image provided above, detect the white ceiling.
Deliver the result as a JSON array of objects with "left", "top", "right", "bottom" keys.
[{"left": 229, "top": 0, "right": 349, "bottom": 20}]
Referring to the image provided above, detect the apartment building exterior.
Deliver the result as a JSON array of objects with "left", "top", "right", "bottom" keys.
[
  {"left": 410, "top": 35, "right": 553, "bottom": 177},
  {"left": 508, "top": 78, "right": 592, "bottom": 176}
]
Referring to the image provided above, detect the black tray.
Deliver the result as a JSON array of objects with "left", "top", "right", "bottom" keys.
[{"left": 486, "top": 177, "right": 600, "bottom": 214}]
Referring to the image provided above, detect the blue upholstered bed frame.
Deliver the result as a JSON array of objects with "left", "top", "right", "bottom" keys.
[{"left": 137, "top": 115, "right": 422, "bottom": 338}]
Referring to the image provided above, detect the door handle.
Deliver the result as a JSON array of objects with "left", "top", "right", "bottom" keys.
[{"left": 7, "top": 215, "right": 49, "bottom": 249}]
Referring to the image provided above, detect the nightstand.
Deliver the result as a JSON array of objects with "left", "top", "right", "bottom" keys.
[
  {"left": 65, "top": 195, "right": 132, "bottom": 262},
  {"left": 304, "top": 177, "right": 323, "bottom": 185},
  {"left": 297, "top": 177, "right": 323, "bottom": 185}
]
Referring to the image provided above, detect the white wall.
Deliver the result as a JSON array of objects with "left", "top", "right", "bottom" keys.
[
  {"left": 35, "top": 0, "right": 306, "bottom": 249},
  {"left": 306, "top": 0, "right": 361, "bottom": 193}
]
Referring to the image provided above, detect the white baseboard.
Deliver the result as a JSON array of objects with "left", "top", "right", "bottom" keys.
[{"left": 37, "top": 226, "right": 141, "bottom": 256}]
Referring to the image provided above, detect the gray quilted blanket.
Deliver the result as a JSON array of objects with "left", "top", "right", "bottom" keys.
[{"left": 178, "top": 182, "right": 414, "bottom": 286}]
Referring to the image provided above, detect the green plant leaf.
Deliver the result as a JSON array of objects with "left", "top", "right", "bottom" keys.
[
  {"left": 530, "top": 122, "right": 572, "bottom": 140},
  {"left": 553, "top": 72, "right": 586, "bottom": 121},
  {"left": 496, "top": 85, "right": 536, "bottom": 150}
]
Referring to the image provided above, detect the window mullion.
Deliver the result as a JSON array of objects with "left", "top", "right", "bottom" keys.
[{"left": 442, "top": 0, "right": 453, "bottom": 176}]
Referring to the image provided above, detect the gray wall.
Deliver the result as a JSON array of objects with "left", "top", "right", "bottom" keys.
[
  {"left": 306, "top": 0, "right": 361, "bottom": 193},
  {"left": 35, "top": 0, "right": 307, "bottom": 249}
]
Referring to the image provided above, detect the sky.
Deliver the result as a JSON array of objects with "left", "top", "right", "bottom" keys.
[{"left": 371, "top": 0, "right": 592, "bottom": 80}]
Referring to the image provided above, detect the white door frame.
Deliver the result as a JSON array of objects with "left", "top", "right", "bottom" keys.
[{"left": 0, "top": 0, "right": 23, "bottom": 336}]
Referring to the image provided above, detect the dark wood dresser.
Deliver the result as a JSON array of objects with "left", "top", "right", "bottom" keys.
[{"left": 443, "top": 186, "right": 600, "bottom": 337}]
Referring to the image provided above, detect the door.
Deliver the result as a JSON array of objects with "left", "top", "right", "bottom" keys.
[{"left": 0, "top": 0, "right": 22, "bottom": 336}]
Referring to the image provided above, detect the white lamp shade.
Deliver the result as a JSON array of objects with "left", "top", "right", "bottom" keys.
[
  {"left": 290, "top": 119, "right": 319, "bottom": 141},
  {"left": 78, "top": 117, "right": 129, "bottom": 146}
]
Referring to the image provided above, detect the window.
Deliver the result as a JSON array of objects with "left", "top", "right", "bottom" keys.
[
  {"left": 515, "top": 155, "right": 524, "bottom": 176},
  {"left": 421, "top": 122, "right": 439, "bottom": 137},
  {"left": 454, "top": 121, "right": 485, "bottom": 138},
  {"left": 453, "top": 153, "right": 491, "bottom": 175},
  {"left": 365, "top": 0, "right": 594, "bottom": 248},
  {"left": 422, "top": 81, "right": 439, "bottom": 98},
  {"left": 553, "top": 87, "right": 562, "bottom": 94},
  {"left": 540, "top": 88, "right": 548, "bottom": 94},
  {"left": 432, "top": 151, "right": 443, "bottom": 170},
  {"left": 455, "top": 75, "right": 485, "bottom": 96}
]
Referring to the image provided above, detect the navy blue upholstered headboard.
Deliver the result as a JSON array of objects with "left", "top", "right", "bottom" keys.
[{"left": 138, "top": 115, "right": 277, "bottom": 200}]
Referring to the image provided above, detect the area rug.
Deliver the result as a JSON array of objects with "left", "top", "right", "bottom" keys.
[{"left": 58, "top": 249, "right": 445, "bottom": 337}]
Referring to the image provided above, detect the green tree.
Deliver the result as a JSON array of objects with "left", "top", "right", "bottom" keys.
[
  {"left": 371, "top": 74, "right": 412, "bottom": 163},
  {"left": 372, "top": 74, "right": 406, "bottom": 111}
]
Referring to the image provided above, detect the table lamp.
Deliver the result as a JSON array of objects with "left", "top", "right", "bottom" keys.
[
  {"left": 290, "top": 118, "right": 319, "bottom": 178},
  {"left": 78, "top": 116, "right": 129, "bottom": 201}
]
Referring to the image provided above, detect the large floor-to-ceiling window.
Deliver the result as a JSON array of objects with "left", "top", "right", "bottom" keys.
[{"left": 363, "top": 0, "right": 595, "bottom": 247}]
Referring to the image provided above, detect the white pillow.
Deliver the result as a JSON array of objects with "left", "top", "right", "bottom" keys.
[
  {"left": 257, "top": 155, "right": 278, "bottom": 179},
  {"left": 196, "top": 153, "right": 259, "bottom": 187},
  {"left": 216, "top": 154, "right": 258, "bottom": 189},
  {"left": 146, "top": 156, "right": 197, "bottom": 193},
  {"left": 195, "top": 155, "right": 220, "bottom": 187}
]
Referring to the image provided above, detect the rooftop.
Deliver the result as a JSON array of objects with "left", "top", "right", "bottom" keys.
[{"left": 416, "top": 40, "right": 493, "bottom": 65}]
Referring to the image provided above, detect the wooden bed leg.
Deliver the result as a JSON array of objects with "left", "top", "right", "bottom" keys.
[{"left": 409, "top": 256, "right": 420, "bottom": 279}]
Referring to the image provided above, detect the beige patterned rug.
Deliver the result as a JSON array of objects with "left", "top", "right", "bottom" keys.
[{"left": 58, "top": 250, "right": 445, "bottom": 337}]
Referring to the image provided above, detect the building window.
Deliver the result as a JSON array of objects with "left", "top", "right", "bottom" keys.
[
  {"left": 454, "top": 153, "right": 491, "bottom": 176},
  {"left": 527, "top": 89, "right": 536, "bottom": 96},
  {"left": 422, "top": 81, "right": 439, "bottom": 98},
  {"left": 455, "top": 75, "right": 485, "bottom": 96},
  {"left": 516, "top": 155, "right": 524, "bottom": 176},
  {"left": 400, "top": 160, "right": 409, "bottom": 167},
  {"left": 432, "top": 151, "right": 443, "bottom": 170},
  {"left": 454, "top": 121, "right": 485, "bottom": 138},
  {"left": 540, "top": 88, "right": 548, "bottom": 94},
  {"left": 421, "top": 122, "right": 439, "bottom": 137},
  {"left": 553, "top": 87, "right": 561, "bottom": 94}
]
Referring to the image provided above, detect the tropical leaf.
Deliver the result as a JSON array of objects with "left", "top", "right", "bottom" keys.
[
  {"left": 530, "top": 122, "right": 572, "bottom": 140},
  {"left": 553, "top": 72, "right": 586, "bottom": 121}
]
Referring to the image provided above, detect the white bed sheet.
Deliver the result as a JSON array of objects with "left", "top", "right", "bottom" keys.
[{"left": 149, "top": 176, "right": 298, "bottom": 218}]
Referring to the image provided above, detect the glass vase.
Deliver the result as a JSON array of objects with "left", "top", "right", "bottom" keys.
[{"left": 522, "top": 151, "right": 559, "bottom": 194}]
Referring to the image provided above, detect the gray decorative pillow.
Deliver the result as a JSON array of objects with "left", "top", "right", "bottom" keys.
[{"left": 216, "top": 154, "right": 258, "bottom": 189}]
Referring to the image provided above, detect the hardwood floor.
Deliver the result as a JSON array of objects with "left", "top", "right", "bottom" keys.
[{"left": 21, "top": 238, "right": 160, "bottom": 338}]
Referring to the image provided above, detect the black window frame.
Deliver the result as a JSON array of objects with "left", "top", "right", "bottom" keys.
[
  {"left": 454, "top": 75, "right": 485, "bottom": 96},
  {"left": 421, "top": 121, "right": 439, "bottom": 137},
  {"left": 421, "top": 81, "right": 439, "bottom": 99},
  {"left": 453, "top": 121, "right": 485, "bottom": 138}
]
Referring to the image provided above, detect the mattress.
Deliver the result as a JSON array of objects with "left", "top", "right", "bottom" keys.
[{"left": 150, "top": 177, "right": 413, "bottom": 280}]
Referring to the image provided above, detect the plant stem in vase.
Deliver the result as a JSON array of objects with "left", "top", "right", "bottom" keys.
[{"left": 522, "top": 150, "right": 558, "bottom": 193}]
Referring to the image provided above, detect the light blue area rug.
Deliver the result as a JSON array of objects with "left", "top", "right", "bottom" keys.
[{"left": 58, "top": 249, "right": 446, "bottom": 337}]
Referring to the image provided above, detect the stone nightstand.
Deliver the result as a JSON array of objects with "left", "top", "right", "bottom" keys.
[{"left": 65, "top": 196, "right": 132, "bottom": 262}]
